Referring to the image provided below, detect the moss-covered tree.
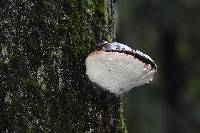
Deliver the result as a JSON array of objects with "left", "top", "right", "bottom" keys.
[{"left": 0, "top": 0, "right": 127, "bottom": 132}]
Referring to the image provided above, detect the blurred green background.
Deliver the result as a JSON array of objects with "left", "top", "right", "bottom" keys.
[{"left": 116, "top": 0, "right": 200, "bottom": 133}]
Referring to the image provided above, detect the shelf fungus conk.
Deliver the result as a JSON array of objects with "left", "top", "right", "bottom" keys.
[{"left": 85, "top": 42, "right": 157, "bottom": 95}]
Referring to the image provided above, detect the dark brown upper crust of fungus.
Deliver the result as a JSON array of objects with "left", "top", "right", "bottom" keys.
[
  {"left": 95, "top": 42, "right": 157, "bottom": 70},
  {"left": 103, "top": 49, "right": 157, "bottom": 70}
]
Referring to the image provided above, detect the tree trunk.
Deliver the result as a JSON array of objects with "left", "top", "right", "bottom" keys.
[{"left": 0, "top": 0, "right": 127, "bottom": 132}]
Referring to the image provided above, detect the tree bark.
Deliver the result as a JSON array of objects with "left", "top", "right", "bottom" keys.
[{"left": 0, "top": 0, "right": 127, "bottom": 132}]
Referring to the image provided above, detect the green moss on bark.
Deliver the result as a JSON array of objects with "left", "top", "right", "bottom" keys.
[
  {"left": 0, "top": 0, "right": 127, "bottom": 132},
  {"left": 119, "top": 112, "right": 128, "bottom": 133}
]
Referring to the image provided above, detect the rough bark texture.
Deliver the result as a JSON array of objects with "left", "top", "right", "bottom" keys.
[{"left": 0, "top": 0, "right": 127, "bottom": 132}]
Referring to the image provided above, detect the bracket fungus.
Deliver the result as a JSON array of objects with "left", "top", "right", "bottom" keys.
[{"left": 85, "top": 42, "right": 157, "bottom": 95}]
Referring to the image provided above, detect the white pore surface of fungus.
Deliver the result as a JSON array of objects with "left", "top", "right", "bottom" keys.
[{"left": 85, "top": 42, "right": 157, "bottom": 95}]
